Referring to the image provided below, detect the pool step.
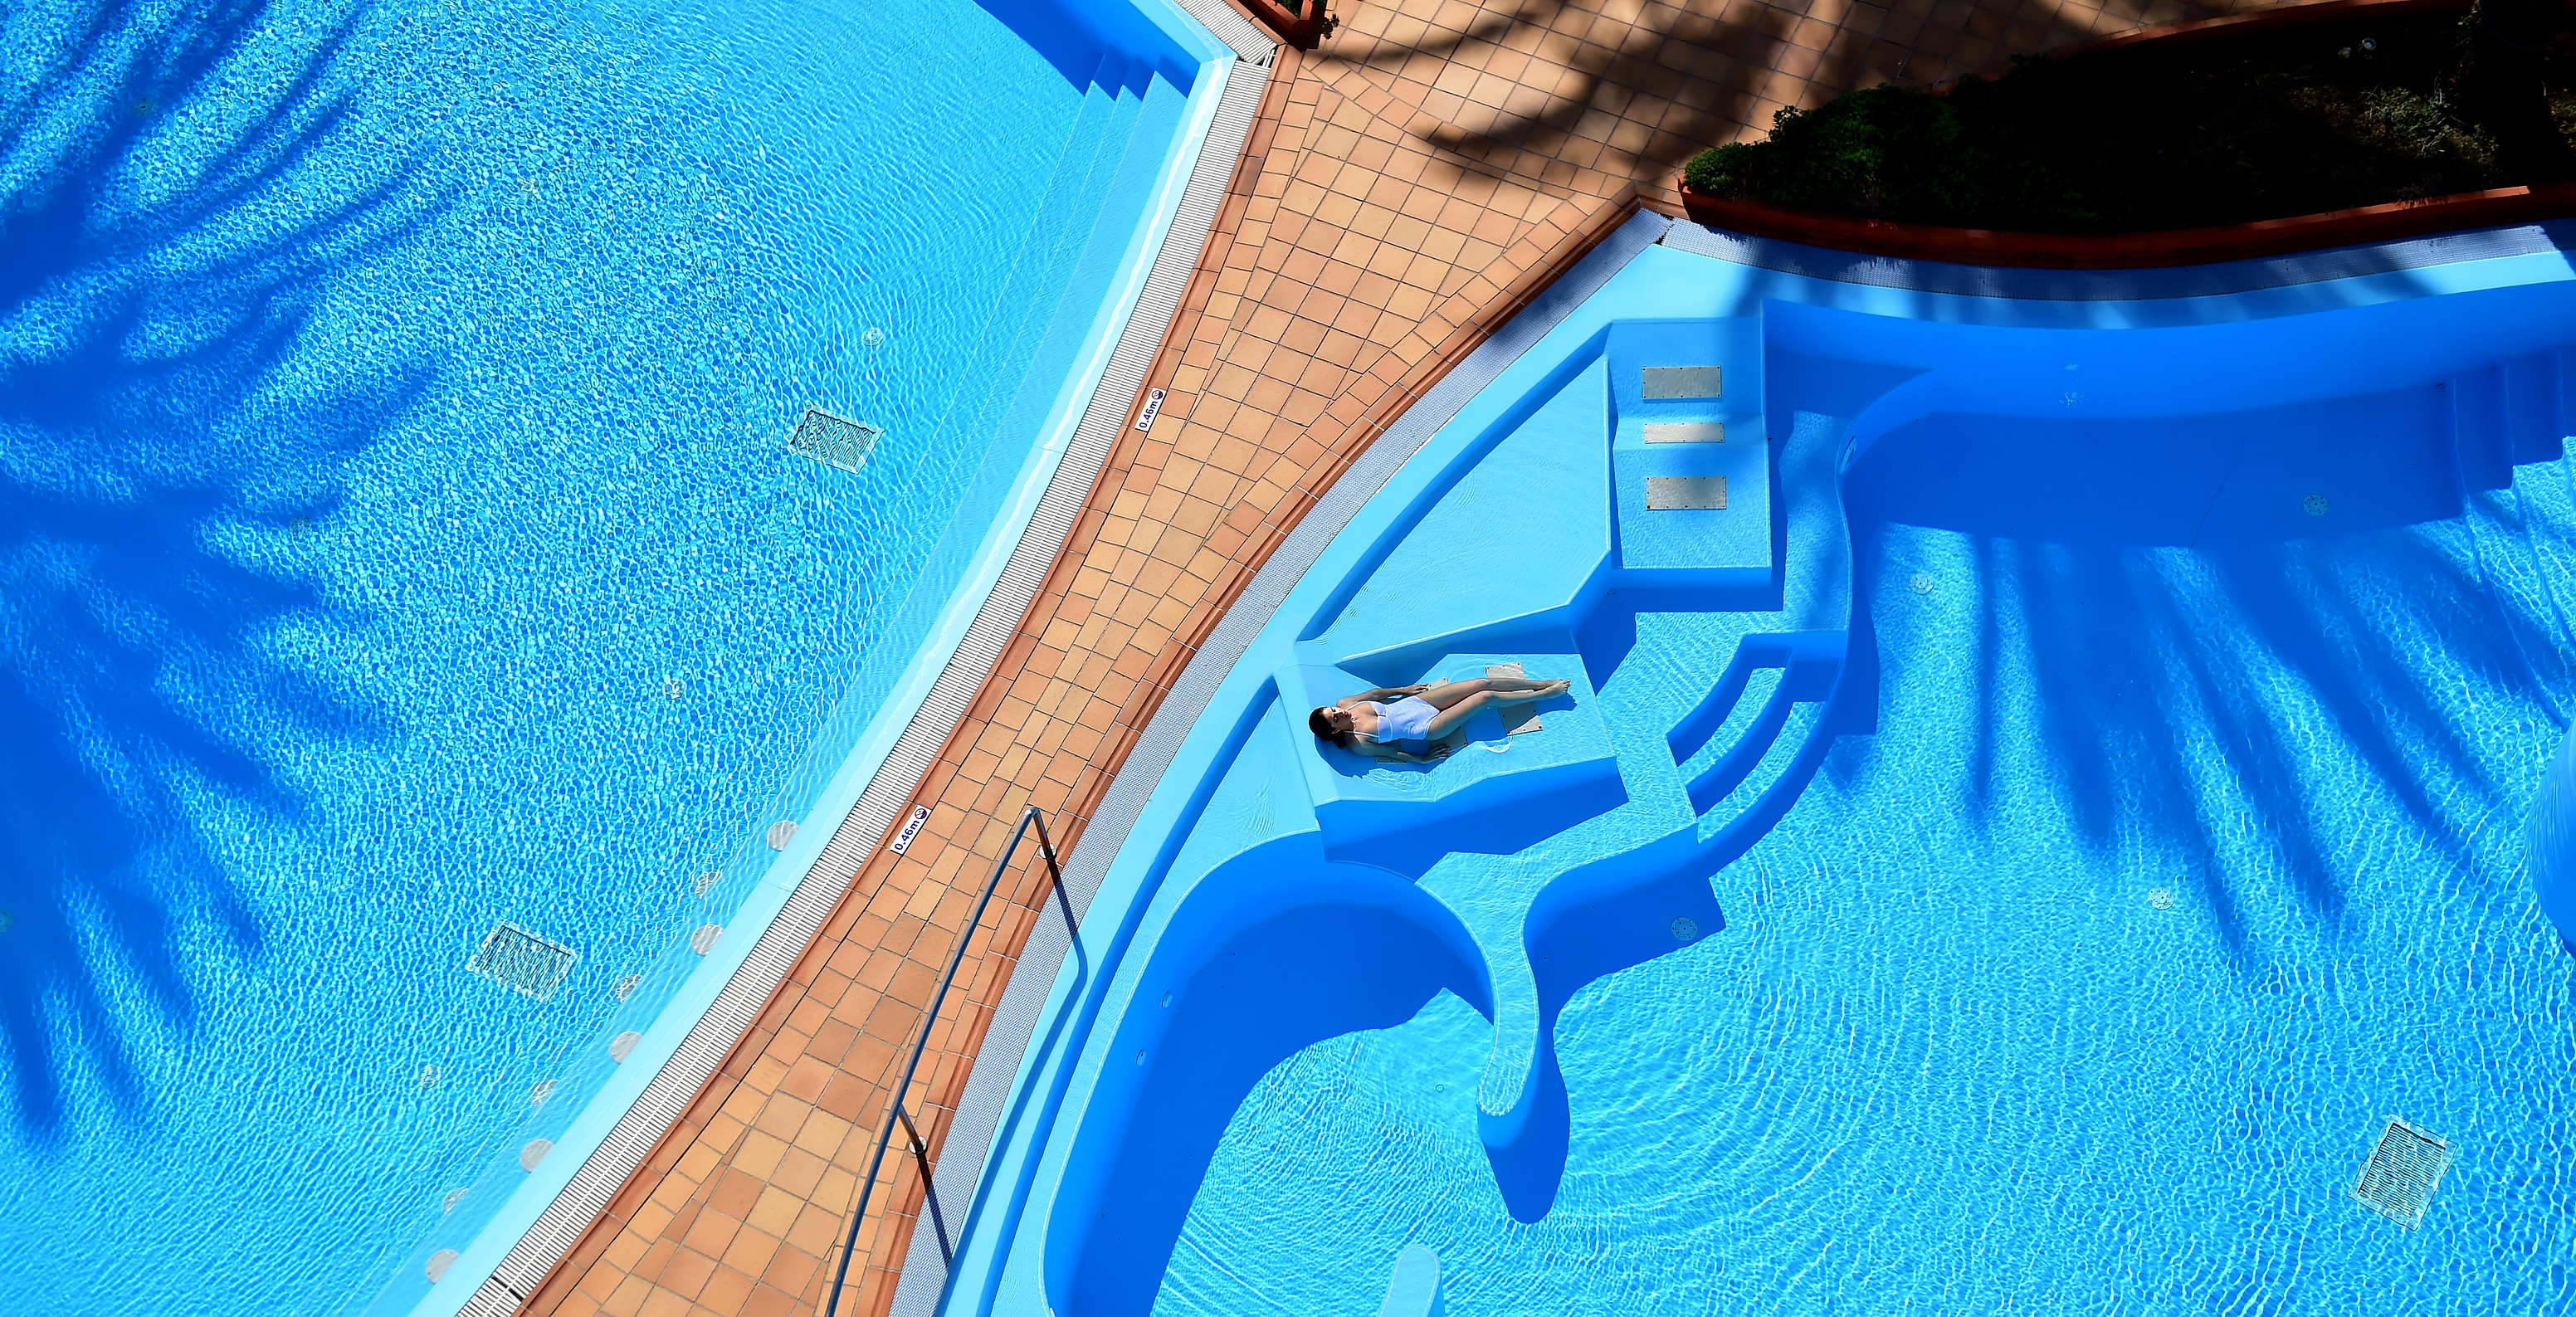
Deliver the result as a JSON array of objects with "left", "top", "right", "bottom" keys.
[
  {"left": 1671, "top": 664, "right": 1779, "bottom": 779},
  {"left": 1699, "top": 693, "right": 1827, "bottom": 826},
  {"left": 2449, "top": 352, "right": 2574, "bottom": 493},
  {"left": 1657, "top": 631, "right": 1848, "bottom": 852},
  {"left": 2445, "top": 354, "right": 2576, "bottom": 685},
  {"left": 1612, "top": 333, "right": 1769, "bottom": 604},
  {"left": 917, "top": 67, "right": 1154, "bottom": 461},
  {"left": 1666, "top": 632, "right": 1845, "bottom": 817}
]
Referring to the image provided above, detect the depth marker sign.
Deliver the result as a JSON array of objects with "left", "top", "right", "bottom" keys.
[{"left": 888, "top": 805, "right": 931, "bottom": 855}]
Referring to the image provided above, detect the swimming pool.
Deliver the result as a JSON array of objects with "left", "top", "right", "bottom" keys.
[
  {"left": 931, "top": 218, "right": 2576, "bottom": 1314},
  {"left": 0, "top": 0, "right": 1233, "bottom": 1310}
]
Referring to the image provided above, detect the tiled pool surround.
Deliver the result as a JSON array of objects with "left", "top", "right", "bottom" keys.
[{"left": 513, "top": 2, "right": 2328, "bottom": 1315}]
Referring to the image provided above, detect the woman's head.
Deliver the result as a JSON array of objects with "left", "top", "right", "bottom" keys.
[{"left": 1308, "top": 706, "right": 1353, "bottom": 749}]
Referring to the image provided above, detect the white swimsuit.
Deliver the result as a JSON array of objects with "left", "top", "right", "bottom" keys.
[{"left": 1358, "top": 696, "right": 1438, "bottom": 754}]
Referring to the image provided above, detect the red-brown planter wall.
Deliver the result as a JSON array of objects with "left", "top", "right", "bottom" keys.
[{"left": 1676, "top": 182, "right": 2576, "bottom": 270}]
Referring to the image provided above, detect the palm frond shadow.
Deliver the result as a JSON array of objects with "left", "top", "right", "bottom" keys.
[
  {"left": 0, "top": 0, "right": 450, "bottom": 1137},
  {"left": 1904, "top": 524, "right": 2544, "bottom": 969},
  {"left": 1333, "top": 0, "right": 2225, "bottom": 182}
]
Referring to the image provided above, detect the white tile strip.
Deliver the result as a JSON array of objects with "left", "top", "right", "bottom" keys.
[{"left": 887, "top": 207, "right": 1676, "bottom": 1317}]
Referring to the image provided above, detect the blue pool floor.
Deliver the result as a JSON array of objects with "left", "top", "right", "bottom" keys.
[{"left": 0, "top": 0, "right": 1208, "bottom": 1309}]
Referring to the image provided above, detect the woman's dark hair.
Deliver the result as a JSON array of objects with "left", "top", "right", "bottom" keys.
[{"left": 1308, "top": 707, "right": 1336, "bottom": 739}]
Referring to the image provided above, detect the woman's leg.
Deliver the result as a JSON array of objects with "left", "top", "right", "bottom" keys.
[
  {"left": 1417, "top": 676, "right": 1559, "bottom": 711},
  {"left": 1423, "top": 680, "right": 1568, "bottom": 739}
]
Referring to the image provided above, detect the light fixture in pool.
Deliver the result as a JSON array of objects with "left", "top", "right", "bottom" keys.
[{"left": 861, "top": 325, "right": 886, "bottom": 347}]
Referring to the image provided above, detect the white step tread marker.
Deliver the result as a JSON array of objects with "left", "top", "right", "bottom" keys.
[
  {"left": 1645, "top": 475, "right": 1727, "bottom": 510},
  {"left": 1641, "top": 364, "right": 1721, "bottom": 399}
]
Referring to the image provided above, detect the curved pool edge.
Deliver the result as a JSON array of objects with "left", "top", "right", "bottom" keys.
[
  {"left": 922, "top": 217, "right": 2576, "bottom": 1315},
  {"left": 410, "top": 3, "right": 1277, "bottom": 1313}
]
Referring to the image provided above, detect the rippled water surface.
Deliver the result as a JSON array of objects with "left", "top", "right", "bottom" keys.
[
  {"left": 0, "top": 0, "right": 1183, "bottom": 1309},
  {"left": 1162, "top": 461, "right": 2576, "bottom": 1312}
]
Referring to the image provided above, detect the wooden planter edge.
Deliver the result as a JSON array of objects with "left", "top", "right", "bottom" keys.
[{"left": 1237, "top": 0, "right": 1331, "bottom": 46}]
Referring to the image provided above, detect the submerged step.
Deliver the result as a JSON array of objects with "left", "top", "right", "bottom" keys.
[
  {"left": 1645, "top": 476, "right": 1727, "bottom": 510},
  {"left": 1643, "top": 422, "right": 1725, "bottom": 444},
  {"left": 1641, "top": 365, "right": 1721, "bottom": 399}
]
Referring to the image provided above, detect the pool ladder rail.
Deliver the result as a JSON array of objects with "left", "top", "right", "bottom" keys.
[{"left": 821, "top": 805, "right": 1076, "bottom": 1317}]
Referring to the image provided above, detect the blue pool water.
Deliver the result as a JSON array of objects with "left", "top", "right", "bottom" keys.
[
  {"left": 943, "top": 235, "right": 2576, "bottom": 1315},
  {"left": 0, "top": 0, "right": 1215, "bottom": 1310}
]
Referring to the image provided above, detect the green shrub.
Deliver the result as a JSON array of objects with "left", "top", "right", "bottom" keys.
[{"left": 1679, "top": 16, "right": 2540, "bottom": 234}]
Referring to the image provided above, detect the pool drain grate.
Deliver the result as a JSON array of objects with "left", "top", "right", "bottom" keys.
[
  {"left": 468, "top": 922, "right": 578, "bottom": 1002},
  {"left": 785, "top": 407, "right": 880, "bottom": 474},
  {"left": 2350, "top": 1115, "right": 2452, "bottom": 1229}
]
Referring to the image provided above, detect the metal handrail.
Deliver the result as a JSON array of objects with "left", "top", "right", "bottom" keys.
[{"left": 821, "top": 805, "right": 1068, "bottom": 1317}]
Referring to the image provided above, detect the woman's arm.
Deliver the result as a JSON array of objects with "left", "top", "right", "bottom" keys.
[
  {"left": 1335, "top": 683, "right": 1431, "bottom": 709},
  {"left": 1346, "top": 731, "right": 1460, "bottom": 763}
]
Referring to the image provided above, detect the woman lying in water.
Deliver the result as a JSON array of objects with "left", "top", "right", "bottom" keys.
[{"left": 1308, "top": 675, "right": 1570, "bottom": 761}]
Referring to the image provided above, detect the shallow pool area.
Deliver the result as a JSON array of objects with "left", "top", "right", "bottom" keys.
[
  {"left": 0, "top": 0, "right": 1229, "bottom": 1310},
  {"left": 934, "top": 222, "right": 2576, "bottom": 1315}
]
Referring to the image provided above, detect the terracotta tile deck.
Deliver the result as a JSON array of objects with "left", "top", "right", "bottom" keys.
[{"left": 520, "top": 1, "right": 2296, "bottom": 1315}]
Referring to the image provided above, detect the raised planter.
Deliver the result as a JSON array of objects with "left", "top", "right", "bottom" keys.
[
  {"left": 1239, "top": 0, "right": 1332, "bottom": 46},
  {"left": 1677, "top": 0, "right": 2576, "bottom": 269}
]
